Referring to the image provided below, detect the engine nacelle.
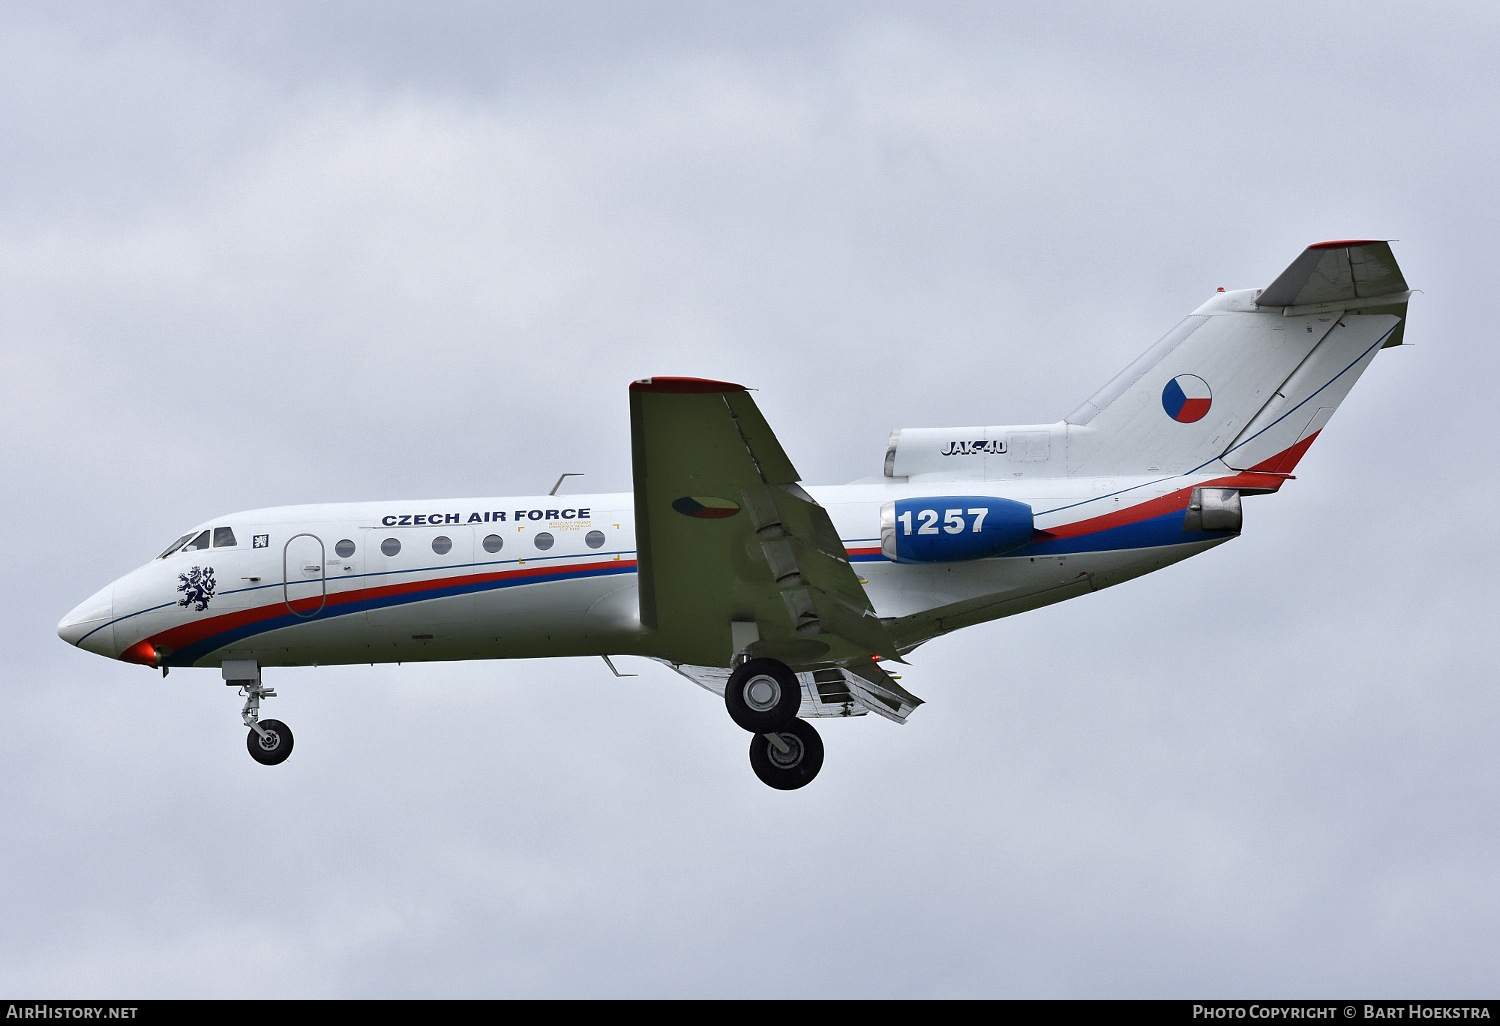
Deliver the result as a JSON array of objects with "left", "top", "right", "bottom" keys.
[
  {"left": 1183, "top": 486, "right": 1242, "bottom": 533},
  {"left": 879, "top": 495, "right": 1035, "bottom": 563}
]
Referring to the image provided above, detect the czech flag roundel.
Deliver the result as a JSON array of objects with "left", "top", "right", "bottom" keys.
[{"left": 1162, "top": 374, "right": 1212, "bottom": 423}]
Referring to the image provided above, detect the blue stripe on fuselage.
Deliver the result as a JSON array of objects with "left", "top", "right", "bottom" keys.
[
  {"left": 163, "top": 511, "right": 1226, "bottom": 664},
  {"left": 851, "top": 510, "right": 1228, "bottom": 562},
  {"left": 1011, "top": 508, "right": 1228, "bottom": 557},
  {"left": 166, "top": 561, "right": 637, "bottom": 666}
]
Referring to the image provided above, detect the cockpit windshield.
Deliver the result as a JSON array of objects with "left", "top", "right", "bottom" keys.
[
  {"left": 158, "top": 526, "right": 238, "bottom": 558},
  {"left": 157, "top": 533, "right": 194, "bottom": 559}
]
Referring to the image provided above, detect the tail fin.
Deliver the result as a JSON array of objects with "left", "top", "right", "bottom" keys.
[{"left": 1064, "top": 241, "right": 1409, "bottom": 477}]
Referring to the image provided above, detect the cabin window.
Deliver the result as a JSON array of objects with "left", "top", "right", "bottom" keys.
[
  {"left": 482, "top": 534, "right": 503, "bottom": 553},
  {"left": 431, "top": 535, "right": 452, "bottom": 555},
  {"left": 585, "top": 530, "right": 605, "bottom": 549},
  {"left": 335, "top": 539, "right": 356, "bottom": 558},
  {"left": 534, "top": 532, "right": 554, "bottom": 551},
  {"left": 158, "top": 533, "right": 194, "bottom": 559},
  {"left": 381, "top": 537, "right": 401, "bottom": 556},
  {"left": 213, "top": 527, "right": 237, "bottom": 547},
  {"left": 181, "top": 530, "right": 211, "bottom": 552}
]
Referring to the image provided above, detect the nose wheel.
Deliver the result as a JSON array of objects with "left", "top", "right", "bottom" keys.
[
  {"left": 749, "top": 718, "right": 823, "bottom": 790},
  {"left": 224, "top": 660, "right": 294, "bottom": 767},
  {"left": 247, "top": 719, "right": 294, "bottom": 765}
]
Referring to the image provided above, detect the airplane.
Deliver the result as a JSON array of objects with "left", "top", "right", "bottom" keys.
[{"left": 57, "top": 241, "right": 1413, "bottom": 789}]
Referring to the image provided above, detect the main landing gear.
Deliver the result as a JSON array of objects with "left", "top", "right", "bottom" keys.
[
  {"left": 748, "top": 718, "right": 824, "bottom": 790},
  {"left": 725, "top": 657, "right": 802, "bottom": 732},
  {"left": 223, "top": 659, "right": 293, "bottom": 766},
  {"left": 725, "top": 656, "right": 823, "bottom": 789}
]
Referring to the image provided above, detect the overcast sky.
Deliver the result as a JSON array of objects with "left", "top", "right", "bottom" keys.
[{"left": 4, "top": 1, "right": 1497, "bottom": 998}]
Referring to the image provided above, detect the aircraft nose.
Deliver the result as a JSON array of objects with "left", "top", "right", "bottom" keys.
[{"left": 57, "top": 584, "right": 113, "bottom": 650}]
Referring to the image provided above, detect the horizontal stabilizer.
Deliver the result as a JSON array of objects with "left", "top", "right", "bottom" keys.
[{"left": 1257, "top": 241, "right": 1408, "bottom": 309}]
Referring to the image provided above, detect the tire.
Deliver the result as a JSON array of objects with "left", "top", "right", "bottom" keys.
[
  {"left": 247, "top": 719, "right": 294, "bottom": 765},
  {"left": 748, "top": 718, "right": 824, "bottom": 790},
  {"left": 724, "top": 658, "right": 802, "bottom": 732}
]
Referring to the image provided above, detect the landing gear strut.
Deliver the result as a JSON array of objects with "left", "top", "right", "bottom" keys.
[
  {"left": 223, "top": 659, "right": 293, "bottom": 766},
  {"left": 749, "top": 718, "right": 824, "bottom": 790}
]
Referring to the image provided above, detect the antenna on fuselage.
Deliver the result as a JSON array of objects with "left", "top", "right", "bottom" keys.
[{"left": 549, "top": 473, "right": 584, "bottom": 496}]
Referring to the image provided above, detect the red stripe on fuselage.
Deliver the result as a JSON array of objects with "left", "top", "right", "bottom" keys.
[
  {"left": 1042, "top": 470, "right": 1290, "bottom": 540},
  {"left": 118, "top": 559, "right": 639, "bottom": 660},
  {"left": 117, "top": 436, "right": 1321, "bottom": 661}
]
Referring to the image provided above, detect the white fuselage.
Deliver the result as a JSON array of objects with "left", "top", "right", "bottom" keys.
[{"left": 57, "top": 465, "right": 1266, "bottom": 671}]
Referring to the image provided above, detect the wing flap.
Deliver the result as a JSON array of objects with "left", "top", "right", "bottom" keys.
[
  {"left": 844, "top": 659, "right": 924, "bottom": 723},
  {"left": 764, "top": 484, "right": 901, "bottom": 661}
]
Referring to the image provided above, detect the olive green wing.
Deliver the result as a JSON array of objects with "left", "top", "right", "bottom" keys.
[{"left": 629, "top": 376, "right": 902, "bottom": 670}]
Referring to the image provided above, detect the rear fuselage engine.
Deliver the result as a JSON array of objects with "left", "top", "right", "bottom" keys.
[{"left": 879, "top": 495, "right": 1035, "bottom": 563}]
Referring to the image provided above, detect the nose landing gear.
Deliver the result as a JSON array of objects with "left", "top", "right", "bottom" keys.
[{"left": 223, "top": 659, "right": 293, "bottom": 766}]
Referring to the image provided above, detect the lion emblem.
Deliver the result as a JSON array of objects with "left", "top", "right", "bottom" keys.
[{"left": 177, "top": 566, "right": 216, "bottom": 611}]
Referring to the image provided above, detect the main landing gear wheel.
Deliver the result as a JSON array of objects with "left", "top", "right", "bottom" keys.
[
  {"left": 749, "top": 718, "right": 824, "bottom": 790},
  {"left": 724, "top": 657, "right": 802, "bottom": 733},
  {"left": 247, "top": 719, "right": 294, "bottom": 766}
]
